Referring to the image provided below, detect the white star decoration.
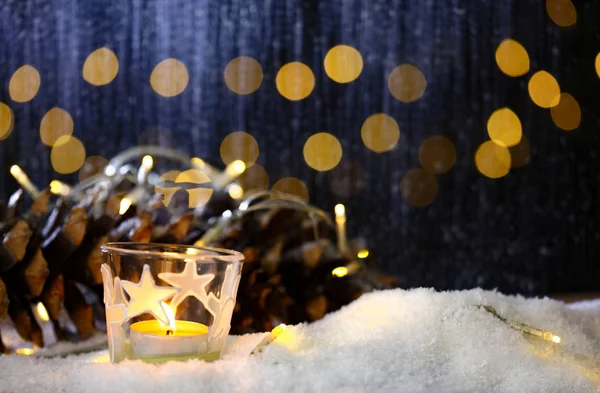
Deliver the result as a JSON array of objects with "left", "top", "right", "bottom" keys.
[
  {"left": 158, "top": 261, "right": 215, "bottom": 309},
  {"left": 121, "top": 264, "right": 180, "bottom": 325}
]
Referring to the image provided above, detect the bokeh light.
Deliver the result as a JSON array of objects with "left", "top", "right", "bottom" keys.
[
  {"left": 388, "top": 64, "right": 427, "bottom": 103},
  {"left": 51, "top": 136, "right": 86, "bottom": 174},
  {"left": 495, "top": 39, "right": 530, "bottom": 77},
  {"left": 150, "top": 58, "right": 189, "bottom": 97},
  {"left": 361, "top": 113, "right": 400, "bottom": 153},
  {"left": 303, "top": 132, "right": 343, "bottom": 171},
  {"left": 487, "top": 108, "right": 522, "bottom": 147},
  {"left": 9, "top": 65, "right": 41, "bottom": 103},
  {"left": 509, "top": 135, "right": 531, "bottom": 169},
  {"left": 220, "top": 131, "right": 259, "bottom": 166},
  {"left": 400, "top": 168, "right": 439, "bottom": 207},
  {"left": 224, "top": 56, "right": 263, "bottom": 95},
  {"left": 272, "top": 177, "right": 309, "bottom": 201},
  {"left": 82, "top": 47, "right": 119, "bottom": 86},
  {"left": 275, "top": 62, "right": 315, "bottom": 101},
  {"left": 328, "top": 160, "right": 366, "bottom": 198},
  {"left": 79, "top": 155, "right": 108, "bottom": 182},
  {"left": 550, "top": 93, "right": 581, "bottom": 131},
  {"left": 418, "top": 136, "right": 456, "bottom": 175},
  {"left": 228, "top": 184, "right": 244, "bottom": 200},
  {"left": 546, "top": 0, "right": 577, "bottom": 27},
  {"left": 528, "top": 71, "right": 561, "bottom": 108},
  {"left": 0, "top": 103, "right": 15, "bottom": 140},
  {"left": 596, "top": 53, "right": 600, "bottom": 79},
  {"left": 237, "top": 164, "right": 269, "bottom": 191},
  {"left": 323, "top": 45, "right": 363, "bottom": 83},
  {"left": 40, "top": 107, "right": 74, "bottom": 146},
  {"left": 175, "top": 169, "right": 213, "bottom": 208},
  {"left": 475, "top": 141, "right": 511, "bottom": 179}
]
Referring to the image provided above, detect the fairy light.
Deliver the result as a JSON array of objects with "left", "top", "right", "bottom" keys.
[
  {"left": 332, "top": 261, "right": 360, "bottom": 278},
  {"left": 36, "top": 302, "right": 50, "bottom": 322},
  {"left": 137, "top": 155, "right": 154, "bottom": 184},
  {"left": 335, "top": 204, "right": 348, "bottom": 254},
  {"left": 15, "top": 348, "right": 35, "bottom": 356},
  {"left": 357, "top": 249, "right": 369, "bottom": 259},
  {"left": 119, "top": 198, "right": 132, "bottom": 215},
  {"left": 10, "top": 165, "right": 40, "bottom": 198},
  {"left": 49, "top": 180, "right": 71, "bottom": 196},
  {"left": 250, "top": 324, "right": 287, "bottom": 354},
  {"left": 228, "top": 184, "right": 244, "bottom": 200},
  {"left": 479, "top": 305, "right": 561, "bottom": 344},
  {"left": 214, "top": 160, "right": 246, "bottom": 190}
]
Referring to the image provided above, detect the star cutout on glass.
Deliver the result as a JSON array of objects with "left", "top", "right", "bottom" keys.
[
  {"left": 121, "top": 264, "right": 180, "bottom": 325},
  {"left": 158, "top": 260, "right": 215, "bottom": 309}
]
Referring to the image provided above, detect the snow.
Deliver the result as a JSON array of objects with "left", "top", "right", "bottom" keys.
[{"left": 2, "top": 288, "right": 600, "bottom": 393}]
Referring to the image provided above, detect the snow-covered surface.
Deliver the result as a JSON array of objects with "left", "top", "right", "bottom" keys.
[{"left": 2, "top": 288, "right": 600, "bottom": 393}]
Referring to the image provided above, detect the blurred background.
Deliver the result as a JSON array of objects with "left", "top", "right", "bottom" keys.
[{"left": 0, "top": 0, "right": 598, "bottom": 296}]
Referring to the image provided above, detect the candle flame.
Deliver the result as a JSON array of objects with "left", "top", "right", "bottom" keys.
[
  {"left": 119, "top": 198, "right": 132, "bottom": 215},
  {"left": 36, "top": 302, "right": 50, "bottom": 321},
  {"left": 160, "top": 301, "right": 177, "bottom": 332}
]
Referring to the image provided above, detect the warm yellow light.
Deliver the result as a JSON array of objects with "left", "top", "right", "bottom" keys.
[
  {"left": 545, "top": 332, "right": 561, "bottom": 344},
  {"left": 36, "top": 302, "right": 50, "bottom": 322},
  {"left": 40, "top": 107, "right": 74, "bottom": 147},
  {"left": 546, "top": 0, "right": 577, "bottom": 27},
  {"left": 9, "top": 65, "right": 40, "bottom": 103},
  {"left": 272, "top": 177, "right": 309, "bottom": 202},
  {"left": 418, "top": 135, "right": 456, "bottom": 175},
  {"left": 159, "top": 302, "right": 177, "bottom": 332},
  {"left": 228, "top": 184, "right": 244, "bottom": 200},
  {"left": 303, "top": 132, "right": 343, "bottom": 172},
  {"left": 191, "top": 157, "right": 206, "bottom": 169},
  {"left": 50, "top": 135, "right": 86, "bottom": 174},
  {"left": 142, "top": 155, "right": 153, "bottom": 169},
  {"left": 91, "top": 352, "right": 111, "bottom": 363},
  {"left": 150, "top": 58, "right": 189, "bottom": 97},
  {"left": 361, "top": 113, "right": 400, "bottom": 153},
  {"left": 334, "top": 203, "right": 345, "bottom": 217},
  {"left": 324, "top": 45, "right": 363, "bottom": 83},
  {"left": 495, "top": 39, "right": 530, "bottom": 77},
  {"left": 224, "top": 56, "right": 263, "bottom": 95},
  {"left": 272, "top": 324, "right": 287, "bottom": 335},
  {"left": 49, "top": 180, "right": 71, "bottom": 196},
  {"left": 332, "top": 266, "right": 349, "bottom": 278},
  {"left": 475, "top": 141, "right": 511, "bottom": 179},
  {"left": 487, "top": 108, "right": 522, "bottom": 147},
  {"left": 0, "top": 103, "right": 14, "bottom": 140},
  {"left": 227, "top": 160, "right": 247, "bottom": 176},
  {"left": 15, "top": 348, "right": 35, "bottom": 356},
  {"left": 400, "top": 168, "right": 439, "bottom": 207},
  {"left": 10, "top": 165, "right": 40, "bottom": 198},
  {"left": 10, "top": 164, "right": 22, "bottom": 178},
  {"left": 528, "top": 71, "right": 561, "bottom": 108},
  {"left": 357, "top": 249, "right": 369, "bottom": 259},
  {"left": 220, "top": 131, "right": 260, "bottom": 167},
  {"left": 276, "top": 62, "right": 315, "bottom": 101},
  {"left": 119, "top": 198, "right": 132, "bottom": 215},
  {"left": 388, "top": 64, "right": 427, "bottom": 103},
  {"left": 82, "top": 47, "right": 119, "bottom": 86},
  {"left": 550, "top": 92, "right": 581, "bottom": 131},
  {"left": 596, "top": 53, "right": 600, "bottom": 79}
]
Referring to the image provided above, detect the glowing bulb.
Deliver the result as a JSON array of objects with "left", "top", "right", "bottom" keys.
[
  {"left": 142, "top": 155, "right": 153, "bottom": 169},
  {"left": 10, "top": 165, "right": 40, "bottom": 198},
  {"left": 36, "top": 302, "right": 50, "bottom": 321},
  {"left": 544, "top": 331, "right": 561, "bottom": 344},
  {"left": 227, "top": 160, "right": 246, "bottom": 176},
  {"left": 105, "top": 165, "right": 116, "bottom": 176},
  {"left": 357, "top": 249, "right": 369, "bottom": 259},
  {"left": 15, "top": 348, "right": 34, "bottom": 356},
  {"left": 334, "top": 204, "right": 345, "bottom": 217},
  {"left": 228, "top": 184, "right": 244, "bottom": 200},
  {"left": 49, "top": 180, "right": 71, "bottom": 196},
  {"left": 119, "top": 198, "right": 132, "bottom": 215},
  {"left": 10, "top": 164, "right": 21, "bottom": 177},
  {"left": 332, "top": 266, "right": 349, "bottom": 277},
  {"left": 159, "top": 302, "right": 176, "bottom": 332},
  {"left": 272, "top": 324, "right": 287, "bottom": 335}
]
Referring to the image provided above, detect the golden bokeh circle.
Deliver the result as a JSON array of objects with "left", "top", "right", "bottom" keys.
[
  {"left": 550, "top": 93, "right": 581, "bottom": 131},
  {"left": 475, "top": 141, "right": 511, "bottom": 179},
  {"left": 323, "top": 45, "right": 363, "bottom": 83},
  {"left": 0, "top": 103, "right": 15, "bottom": 141},
  {"left": 328, "top": 160, "right": 366, "bottom": 198},
  {"left": 224, "top": 56, "right": 263, "bottom": 95},
  {"left": 40, "top": 107, "right": 74, "bottom": 147},
  {"left": 528, "top": 71, "right": 561, "bottom": 108},
  {"left": 400, "top": 168, "right": 439, "bottom": 207},
  {"left": 9, "top": 65, "right": 41, "bottom": 103},
  {"left": 487, "top": 108, "right": 522, "bottom": 147},
  {"left": 174, "top": 169, "right": 214, "bottom": 209},
  {"left": 150, "top": 58, "right": 189, "bottom": 97},
  {"left": 418, "top": 135, "right": 456, "bottom": 174},
  {"left": 275, "top": 62, "right": 315, "bottom": 101},
  {"left": 495, "top": 39, "right": 530, "bottom": 77},
  {"left": 272, "top": 177, "right": 309, "bottom": 201},
  {"left": 596, "top": 53, "right": 600, "bottom": 79},
  {"left": 303, "top": 132, "right": 343, "bottom": 171},
  {"left": 82, "top": 48, "right": 119, "bottom": 86},
  {"left": 388, "top": 64, "right": 427, "bottom": 103},
  {"left": 361, "top": 113, "right": 400, "bottom": 153},
  {"left": 237, "top": 164, "right": 269, "bottom": 191},
  {"left": 51, "top": 136, "right": 86, "bottom": 174},
  {"left": 220, "top": 131, "right": 259, "bottom": 166},
  {"left": 79, "top": 156, "right": 108, "bottom": 182},
  {"left": 509, "top": 136, "right": 531, "bottom": 169},
  {"left": 546, "top": 0, "right": 577, "bottom": 27}
]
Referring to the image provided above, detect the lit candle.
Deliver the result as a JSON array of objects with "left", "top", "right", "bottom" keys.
[
  {"left": 10, "top": 165, "right": 40, "bottom": 198},
  {"left": 129, "top": 304, "right": 209, "bottom": 358},
  {"left": 335, "top": 204, "right": 348, "bottom": 254},
  {"left": 213, "top": 160, "right": 246, "bottom": 190}
]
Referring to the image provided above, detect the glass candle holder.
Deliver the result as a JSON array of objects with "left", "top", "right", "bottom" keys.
[{"left": 100, "top": 242, "right": 244, "bottom": 363}]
